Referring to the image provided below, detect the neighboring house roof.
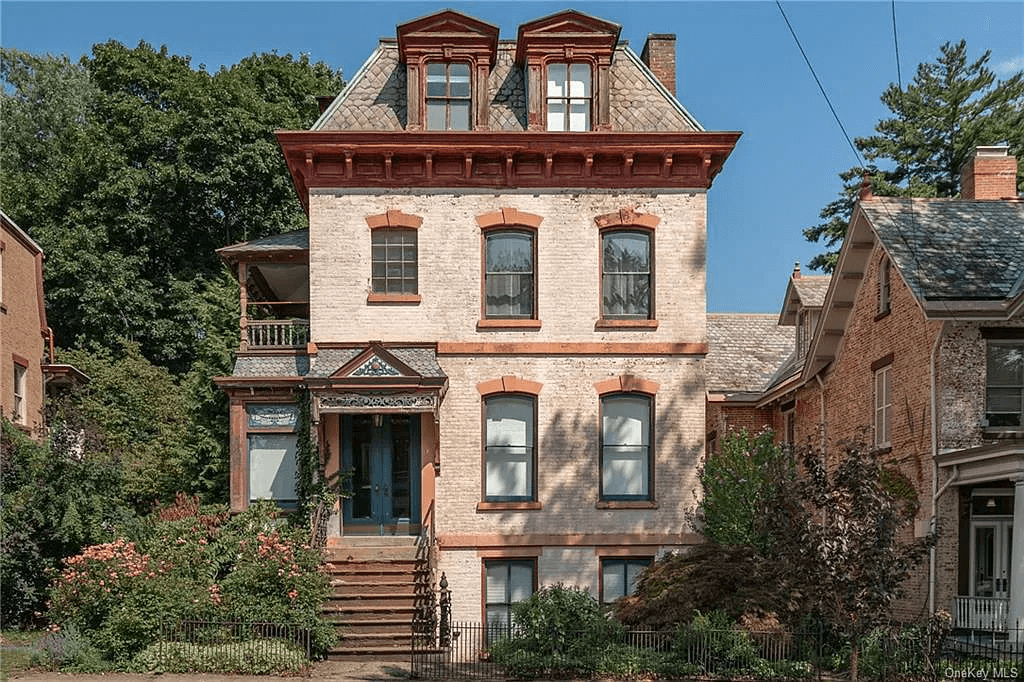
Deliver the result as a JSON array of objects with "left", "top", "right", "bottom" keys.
[
  {"left": 315, "top": 42, "right": 703, "bottom": 133},
  {"left": 778, "top": 272, "right": 831, "bottom": 325},
  {"left": 861, "top": 198, "right": 1024, "bottom": 302},
  {"left": 216, "top": 230, "right": 309, "bottom": 262},
  {"left": 707, "top": 314, "right": 794, "bottom": 400}
]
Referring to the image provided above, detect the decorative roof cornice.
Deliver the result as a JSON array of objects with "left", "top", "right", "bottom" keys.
[{"left": 276, "top": 130, "right": 740, "bottom": 212}]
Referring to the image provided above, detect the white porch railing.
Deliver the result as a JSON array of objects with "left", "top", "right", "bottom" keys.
[
  {"left": 954, "top": 595, "right": 1010, "bottom": 630},
  {"left": 245, "top": 319, "right": 309, "bottom": 349}
]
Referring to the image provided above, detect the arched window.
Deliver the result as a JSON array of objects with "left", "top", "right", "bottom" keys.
[
  {"left": 601, "top": 230, "right": 652, "bottom": 319},
  {"left": 600, "top": 393, "right": 653, "bottom": 500}
]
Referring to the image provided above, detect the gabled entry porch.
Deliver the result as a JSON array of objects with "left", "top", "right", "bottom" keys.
[
  {"left": 937, "top": 443, "right": 1024, "bottom": 638},
  {"left": 308, "top": 343, "right": 447, "bottom": 539}
]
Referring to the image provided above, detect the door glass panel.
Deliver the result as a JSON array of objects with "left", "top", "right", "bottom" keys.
[
  {"left": 974, "top": 525, "right": 995, "bottom": 597},
  {"left": 390, "top": 415, "right": 411, "bottom": 521},
  {"left": 351, "top": 416, "right": 373, "bottom": 519}
]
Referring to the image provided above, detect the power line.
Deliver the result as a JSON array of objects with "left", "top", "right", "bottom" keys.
[
  {"left": 891, "top": 0, "right": 903, "bottom": 91},
  {"left": 774, "top": 0, "right": 865, "bottom": 171}
]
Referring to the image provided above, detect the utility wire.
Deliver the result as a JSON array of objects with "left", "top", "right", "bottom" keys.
[
  {"left": 891, "top": 0, "right": 903, "bottom": 91},
  {"left": 775, "top": 0, "right": 865, "bottom": 170}
]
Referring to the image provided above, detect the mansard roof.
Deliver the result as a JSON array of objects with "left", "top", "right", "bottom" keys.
[
  {"left": 315, "top": 41, "right": 701, "bottom": 133},
  {"left": 707, "top": 314, "right": 795, "bottom": 399}
]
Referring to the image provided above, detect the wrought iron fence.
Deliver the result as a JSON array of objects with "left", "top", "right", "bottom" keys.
[
  {"left": 411, "top": 621, "right": 1024, "bottom": 681},
  {"left": 151, "top": 619, "right": 312, "bottom": 674}
]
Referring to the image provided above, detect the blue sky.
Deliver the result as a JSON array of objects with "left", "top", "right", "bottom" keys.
[{"left": 3, "top": 1, "right": 1022, "bottom": 313}]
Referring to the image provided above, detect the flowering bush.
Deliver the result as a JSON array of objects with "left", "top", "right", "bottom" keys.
[{"left": 45, "top": 498, "right": 334, "bottom": 668}]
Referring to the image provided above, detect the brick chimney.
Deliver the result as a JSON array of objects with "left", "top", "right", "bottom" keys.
[
  {"left": 641, "top": 33, "right": 676, "bottom": 96},
  {"left": 960, "top": 145, "right": 1018, "bottom": 200}
]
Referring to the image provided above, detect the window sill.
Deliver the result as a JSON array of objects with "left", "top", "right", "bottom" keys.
[
  {"left": 477, "top": 319, "right": 542, "bottom": 330},
  {"left": 873, "top": 445, "right": 893, "bottom": 455},
  {"left": 596, "top": 500, "right": 657, "bottom": 510},
  {"left": 595, "top": 319, "right": 659, "bottom": 331},
  {"left": 874, "top": 309, "right": 891, "bottom": 322},
  {"left": 476, "top": 501, "right": 542, "bottom": 512},
  {"left": 367, "top": 293, "right": 421, "bottom": 305},
  {"left": 982, "top": 429, "right": 1024, "bottom": 440}
]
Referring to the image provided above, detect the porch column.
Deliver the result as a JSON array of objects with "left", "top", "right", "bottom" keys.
[{"left": 1011, "top": 474, "right": 1024, "bottom": 639}]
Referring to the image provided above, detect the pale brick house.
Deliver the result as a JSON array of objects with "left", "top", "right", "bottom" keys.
[
  {"left": 215, "top": 9, "right": 739, "bottom": 654},
  {"left": 720, "top": 146, "right": 1023, "bottom": 632}
]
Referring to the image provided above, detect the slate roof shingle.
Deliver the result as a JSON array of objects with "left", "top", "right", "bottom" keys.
[
  {"left": 317, "top": 43, "right": 701, "bottom": 133},
  {"left": 707, "top": 314, "right": 795, "bottom": 396},
  {"left": 862, "top": 198, "right": 1024, "bottom": 301}
]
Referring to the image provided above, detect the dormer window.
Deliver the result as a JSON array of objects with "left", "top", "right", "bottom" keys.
[
  {"left": 546, "top": 63, "right": 591, "bottom": 131},
  {"left": 426, "top": 62, "right": 471, "bottom": 130}
]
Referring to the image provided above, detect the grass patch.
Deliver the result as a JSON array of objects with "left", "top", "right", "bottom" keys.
[{"left": 1, "top": 630, "right": 46, "bottom": 677}]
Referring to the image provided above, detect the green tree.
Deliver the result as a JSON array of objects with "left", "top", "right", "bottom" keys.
[
  {"left": 0, "top": 420, "right": 133, "bottom": 628},
  {"left": 56, "top": 343, "right": 192, "bottom": 509},
  {"left": 1, "top": 43, "right": 342, "bottom": 372},
  {"left": 805, "top": 40, "right": 1024, "bottom": 271},
  {"left": 696, "top": 428, "right": 791, "bottom": 552},
  {"left": 762, "top": 440, "right": 936, "bottom": 682}
]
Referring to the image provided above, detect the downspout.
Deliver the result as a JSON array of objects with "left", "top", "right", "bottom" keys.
[
  {"left": 815, "top": 374, "right": 826, "bottom": 451},
  {"left": 928, "top": 322, "right": 947, "bottom": 614}
]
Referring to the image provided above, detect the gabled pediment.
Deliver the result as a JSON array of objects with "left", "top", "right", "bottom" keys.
[
  {"left": 517, "top": 10, "right": 621, "bottom": 40},
  {"left": 397, "top": 9, "right": 499, "bottom": 63},
  {"left": 515, "top": 10, "right": 621, "bottom": 63},
  {"left": 331, "top": 343, "right": 419, "bottom": 380}
]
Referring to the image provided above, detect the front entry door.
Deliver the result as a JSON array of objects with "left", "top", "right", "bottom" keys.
[
  {"left": 971, "top": 520, "right": 1013, "bottom": 599},
  {"left": 342, "top": 414, "right": 419, "bottom": 531}
]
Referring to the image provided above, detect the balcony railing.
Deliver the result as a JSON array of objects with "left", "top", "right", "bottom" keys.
[
  {"left": 954, "top": 595, "right": 1010, "bottom": 631},
  {"left": 246, "top": 319, "right": 309, "bottom": 349}
]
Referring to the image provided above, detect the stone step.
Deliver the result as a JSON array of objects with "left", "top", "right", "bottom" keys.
[
  {"left": 327, "top": 645, "right": 413, "bottom": 662},
  {"left": 323, "top": 603, "right": 419, "bottom": 616},
  {"left": 330, "top": 578, "right": 417, "bottom": 594},
  {"left": 328, "top": 535, "right": 418, "bottom": 547},
  {"left": 324, "top": 558, "right": 421, "bottom": 572},
  {"left": 330, "top": 618, "right": 414, "bottom": 634},
  {"left": 326, "top": 593, "right": 417, "bottom": 609},
  {"left": 325, "top": 546, "right": 419, "bottom": 562}
]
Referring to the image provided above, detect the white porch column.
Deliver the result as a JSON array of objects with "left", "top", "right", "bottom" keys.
[{"left": 1010, "top": 475, "right": 1024, "bottom": 640}]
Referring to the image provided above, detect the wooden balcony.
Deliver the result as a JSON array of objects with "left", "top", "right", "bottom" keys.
[
  {"left": 954, "top": 595, "right": 1010, "bottom": 631},
  {"left": 245, "top": 319, "right": 309, "bottom": 349}
]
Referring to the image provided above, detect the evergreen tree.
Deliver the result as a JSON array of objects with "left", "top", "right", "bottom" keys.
[{"left": 805, "top": 40, "right": 1024, "bottom": 271}]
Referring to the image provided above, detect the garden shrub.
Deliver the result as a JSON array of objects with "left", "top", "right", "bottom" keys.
[
  {"left": 46, "top": 498, "right": 335, "bottom": 668},
  {"left": 132, "top": 639, "right": 309, "bottom": 674},
  {"left": 490, "top": 585, "right": 623, "bottom": 675},
  {"left": 30, "top": 625, "right": 107, "bottom": 673}
]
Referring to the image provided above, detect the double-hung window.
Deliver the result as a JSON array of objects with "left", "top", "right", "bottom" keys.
[
  {"left": 546, "top": 63, "right": 591, "bottom": 131},
  {"left": 601, "top": 557, "right": 652, "bottom": 605},
  {"left": 600, "top": 394, "right": 652, "bottom": 500},
  {"left": 878, "top": 256, "right": 891, "bottom": 315},
  {"left": 371, "top": 228, "right": 418, "bottom": 295},
  {"left": 873, "top": 365, "right": 892, "bottom": 448},
  {"left": 485, "top": 231, "right": 535, "bottom": 319},
  {"left": 426, "top": 62, "right": 471, "bottom": 130},
  {"left": 602, "top": 231, "right": 652, "bottom": 319},
  {"left": 485, "top": 559, "right": 535, "bottom": 635},
  {"left": 12, "top": 362, "right": 27, "bottom": 425},
  {"left": 986, "top": 341, "right": 1024, "bottom": 428},
  {"left": 484, "top": 395, "right": 536, "bottom": 501},
  {"left": 247, "top": 404, "right": 300, "bottom": 506}
]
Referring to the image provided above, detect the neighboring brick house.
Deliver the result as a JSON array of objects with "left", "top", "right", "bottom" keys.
[
  {"left": 216, "top": 8, "right": 739, "bottom": 646},
  {"left": 0, "top": 210, "right": 88, "bottom": 440},
  {"left": 705, "top": 313, "right": 793, "bottom": 452},
  {"left": 1, "top": 209, "right": 47, "bottom": 434},
  {"left": 720, "top": 146, "right": 1023, "bottom": 631}
]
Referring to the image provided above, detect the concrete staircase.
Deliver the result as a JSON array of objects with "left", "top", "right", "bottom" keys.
[{"left": 322, "top": 536, "right": 426, "bottom": 661}]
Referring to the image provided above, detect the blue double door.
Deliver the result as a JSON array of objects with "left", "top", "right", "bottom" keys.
[{"left": 342, "top": 414, "right": 420, "bottom": 531}]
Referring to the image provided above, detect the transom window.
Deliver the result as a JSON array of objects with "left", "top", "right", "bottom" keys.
[
  {"left": 484, "top": 395, "right": 536, "bottom": 501},
  {"left": 602, "top": 230, "right": 652, "bottom": 319},
  {"left": 986, "top": 341, "right": 1024, "bottom": 428},
  {"left": 485, "top": 559, "right": 535, "bottom": 635},
  {"left": 601, "top": 557, "right": 652, "bottom": 604},
  {"left": 12, "top": 362, "right": 27, "bottom": 425},
  {"left": 426, "top": 62, "right": 471, "bottom": 130},
  {"left": 546, "top": 63, "right": 591, "bottom": 131},
  {"left": 247, "top": 404, "right": 299, "bottom": 506},
  {"left": 371, "top": 228, "right": 417, "bottom": 295},
  {"left": 485, "top": 231, "right": 534, "bottom": 318},
  {"left": 874, "top": 365, "right": 892, "bottom": 447},
  {"left": 600, "top": 394, "right": 653, "bottom": 500}
]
